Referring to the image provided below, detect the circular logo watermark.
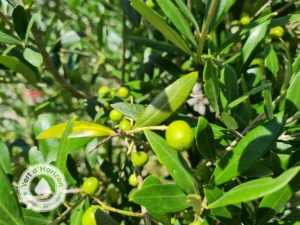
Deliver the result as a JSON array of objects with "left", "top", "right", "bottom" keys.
[{"left": 18, "top": 163, "right": 67, "bottom": 212}]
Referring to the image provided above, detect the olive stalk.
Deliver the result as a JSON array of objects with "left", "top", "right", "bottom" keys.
[{"left": 92, "top": 197, "right": 144, "bottom": 217}]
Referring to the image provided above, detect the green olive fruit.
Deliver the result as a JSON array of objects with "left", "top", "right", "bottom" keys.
[
  {"left": 165, "top": 120, "right": 194, "bottom": 151},
  {"left": 269, "top": 26, "right": 284, "bottom": 38},
  {"left": 109, "top": 109, "right": 124, "bottom": 122},
  {"left": 240, "top": 14, "right": 251, "bottom": 26},
  {"left": 119, "top": 119, "right": 132, "bottom": 131},
  {"left": 98, "top": 86, "right": 110, "bottom": 97},
  {"left": 131, "top": 151, "right": 148, "bottom": 167},
  {"left": 82, "top": 206, "right": 97, "bottom": 225},
  {"left": 82, "top": 177, "right": 99, "bottom": 195},
  {"left": 128, "top": 173, "right": 138, "bottom": 186},
  {"left": 117, "top": 87, "right": 130, "bottom": 98}
]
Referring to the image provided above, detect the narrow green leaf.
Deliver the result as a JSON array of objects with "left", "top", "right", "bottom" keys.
[
  {"left": 130, "top": 0, "right": 192, "bottom": 55},
  {"left": 0, "top": 168, "right": 25, "bottom": 225},
  {"left": 262, "top": 80, "right": 273, "bottom": 120},
  {"left": 12, "top": 5, "right": 29, "bottom": 40},
  {"left": 213, "top": 114, "right": 284, "bottom": 185},
  {"left": 196, "top": 117, "right": 215, "bottom": 162},
  {"left": 145, "top": 131, "right": 199, "bottom": 194},
  {"left": 264, "top": 44, "right": 279, "bottom": 78},
  {"left": 22, "top": 208, "right": 50, "bottom": 225},
  {"left": 55, "top": 118, "right": 75, "bottom": 183},
  {"left": 23, "top": 48, "right": 43, "bottom": 67},
  {"left": 209, "top": 167, "right": 300, "bottom": 208},
  {"left": 0, "top": 31, "right": 21, "bottom": 45},
  {"left": 156, "top": 0, "right": 196, "bottom": 47},
  {"left": 174, "top": 0, "right": 198, "bottom": 30},
  {"left": 238, "top": 20, "right": 270, "bottom": 73},
  {"left": 95, "top": 208, "right": 119, "bottom": 225},
  {"left": 0, "top": 55, "right": 38, "bottom": 84},
  {"left": 241, "top": 165, "right": 273, "bottom": 178},
  {"left": 270, "top": 14, "right": 300, "bottom": 28},
  {"left": 280, "top": 39, "right": 293, "bottom": 90},
  {"left": 204, "top": 185, "right": 232, "bottom": 219},
  {"left": 111, "top": 102, "right": 144, "bottom": 120},
  {"left": 292, "top": 53, "right": 300, "bottom": 75},
  {"left": 142, "top": 176, "right": 171, "bottom": 225},
  {"left": 204, "top": 58, "right": 220, "bottom": 115},
  {"left": 131, "top": 184, "right": 189, "bottom": 213},
  {"left": 125, "top": 35, "right": 187, "bottom": 55},
  {"left": 121, "top": 0, "right": 141, "bottom": 27},
  {"left": 0, "top": 141, "right": 11, "bottom": 174},
  {"left": 206, "top": 0, "right": 237, "bottom": 31},
  {"left": 255, "top": 170, "right": 300, "bottom": 224},
  {"left": 70, "top": 201, "right": 85, "bottom": 225},
  {"left": 134, "top": 72, "right": 198, "bottom": 127},
  {"left": 220, "top": 112, "right": 238, "bottom": 130},
  {"left": 227, "top": 81, "right": 272, "bottom": 110},
  {"left": 36, "top": 121, "right": 115, "bottom": 139},
  {"left": 28, "top": 146, "right": 45, "bottom": 165},
  {"left": 25, "top": 12, "right": 38, "bottom": 45},
  {"left": 285, "top": 72, "right": 300, "bottom": 117}
]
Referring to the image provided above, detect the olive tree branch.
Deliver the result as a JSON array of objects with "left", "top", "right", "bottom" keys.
[
  {"left": 31, "top": 26, "right": 88, "bottom": 98},
  {"left": 92, "top": 197, "right": 144, "bottom": 217},
  {"left": 196, "top": 0, "right": 219, "bottom": 63}
]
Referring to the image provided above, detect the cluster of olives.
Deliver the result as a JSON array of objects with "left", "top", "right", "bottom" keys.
[{"left": 239, "top": 13, "right": 285, "bottom": 38}]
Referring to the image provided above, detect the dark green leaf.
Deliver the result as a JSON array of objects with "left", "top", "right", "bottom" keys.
[
  {"left": 213, "top": 114, "right": 284, "bottom": 185},
  {"left": 255, "top": 173, "right": 300, "bottom": 225},
  {"left": 262, "top": 80, "right": 273, "bottom": 120},
  {"left": 22, "top": 208, "right": 50, "bottom": 225},
  {"left": 111, "top": 102, "right": 144, "bottom": 120},
  {"left": 145, "top": 131, "right": 199, "bottom": 194},
  {"left": 220, "top": 65, "right": 238, "bottom": 108},
  {"left": 121, "top": 0, "right": 141, "bottom": 27},
  {"left": 196, "top": 117, "right": 215, "bottom": 161},
  {"left": 130, "top": 0, "right": 193, "bottom": 55},
  {"left": 203, "top": 58, "right": 220, "bottom": 115},
  {"left": 226, "top": 81, "right": 272, "bottom": 110},
  {"left": 209, "top": 167, "right": 300, "bottom": 208},
  {"left": 292, "top": 53, "right": 300, "bottom": 75},
  {"left": 95, "top": 208, "right": 119, "bottom": 225},
  {"left": 0, "top": 55, "right": 38, "bottom": 84},
  {"left": 270, "top": 14, "right": 300, "bottom": 28},
  {"left": 207, "top": 0, "right": 237, "bottom": 31},
  {"left": 204, "top": 185, "right": 232, "bottom": 219},
  {"left": 285, "top": 72, "right": 300, "bottom": 117},
  {"left": 241, "top": 165, "right": 273, "bottom": 178},
  {"left": 0, "top": 168, "right": 24, "bottom": 225},
  {"left": 0, "top": 141, "right": 11, "bottom": 174},
  {"left": 130, "top": 184, "right": 189, "bottom": 213},
  {"left": 125, "top": 35, "right": 187, "bottom": 55},
  {"left": 237, "top": 20, "right": 270, "bottom": 73},
  {"left": 12, "top": 5, "right": 29, "bottom": 40},
  {"left": 156, "top": 0, "right": 196, "bottom": 47},
  {"left": 135, "top": 72, "right": 198, "bottom": 127}
]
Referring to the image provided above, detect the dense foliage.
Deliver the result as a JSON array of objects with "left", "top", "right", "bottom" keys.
[{"left": 0, "top": 0, "right": 300, "bottom": 225}]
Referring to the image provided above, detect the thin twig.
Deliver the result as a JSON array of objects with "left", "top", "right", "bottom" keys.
[
  {"left": 48, "top": 197, "right": 85, "bottom": 225},
  {"left": 196, "top": 0, "right": 219, "bottom": 62},
  {"left": 254, "top": 0, "right": 272, "bottom": 18},
  {"left": 92, "top": 197, "right": 144, "bottom": 217}
]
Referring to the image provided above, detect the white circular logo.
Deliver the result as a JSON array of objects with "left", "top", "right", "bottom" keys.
[{"left": 18, "top": 163, "right": 67, "bottom": 212}]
